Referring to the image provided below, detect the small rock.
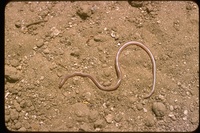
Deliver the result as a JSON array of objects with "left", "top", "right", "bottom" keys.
[
  {"left": 5, "top": 65, "right": 21, "bottom": 82},
  {"left": 143, "top": 108, "right": 147, "bottom": 112},
  {"left": 10, "top": 59, "right": 20, "bottom": 67},
  {"left": 103, "top": 69, "right": 111, "bottom": 77},
  {"left": 136, "top": 103, "right": 143, "bottom": 111},
  {"left": 114, "top": 113, "right": 123, "bottom": 122},
  {"left": 76, "top": 5, "right": 92, "bottom": 19},
  {"left": 83, "top": 92, "right": 92, "bottom": 102},
  {"left": 190, "top": 116, "right": 198, "bottom": 124},
  {"left": 88, "top": 110, "right": 99, "bottom": 122},
  {"left": 70, "top": 47, "right": 80, "bottom": 57},
  {"left": 128, "top": 0, "right": 144, "bottom": 7},
  {"left": 15, "top": 122, "right": 22, "bottom": 130},
  {"left": 72, "top": 103, "right": 90, "bottom": 117},
  {"left": 43, "top": 48, "right": 50, "bottom": 54},
  {"left": 5, "top": 115, "right": 10, "bottom": 122},
  {"left": 152, "top": 102, "right": 166, "bottom": 117},
  {"left": 94, "top": 119, "right": 105, "bottom": 128},
  {"left": 145, "top": 115, "right": 155, "bottom": 127},
  {"left": 14, "top": 101, "right": 21, "bottom": 112},
  {"left": 36, "top": 39, "right": 44, "bottom": 48},
  {"left": 103, "top": 80, "right": 111, "bottom": 86},
  {"left": 129, "top": 96, "right": 137, "bottom": 103},
  {"left": 10, "top": 109, "right": 19, "bottom": 120},
  {"left": 105, "top": 114, "right": 113, "bottom": 124},
  {"left": 18, "top": 127, "right": 26, "bottom": 131},
  {"left": 26, "top": 100, "right": 32, "bottom": 107},
  {"left": 79, "top": 123, "right": 90, "bottom": 131},
  {"left": 20, "top": 100, "right": 26, "bottom": 108},
  {"left": 94, "top": 34, "right": 107, "bottom": 42},
  {"left": 184, "top": 110, "right": 188, "bottom": 115},
  {"left": 169, "top": 105, "right": 174, "bottom": 111},
  {"left": 15, "top": 21, "right": 21, "bottom": 28},
  {"left": 168, "top": 112, "right": 176, "bottom": 121},
  {"left": 183, "top": 116, "right": 187, "bottom": 121}
]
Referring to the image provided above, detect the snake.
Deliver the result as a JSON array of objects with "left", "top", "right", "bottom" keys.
[{"left": 59, "top": 41, "right": 156, "bottom": 99}]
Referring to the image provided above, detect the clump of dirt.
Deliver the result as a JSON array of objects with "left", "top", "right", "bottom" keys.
[{"left": 5, "top": 1, "right": 199, "bottom": 132}]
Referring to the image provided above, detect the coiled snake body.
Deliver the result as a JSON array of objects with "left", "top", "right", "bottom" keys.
[{"left": 59, "top": 41, "right": 156, "bottom": 99}]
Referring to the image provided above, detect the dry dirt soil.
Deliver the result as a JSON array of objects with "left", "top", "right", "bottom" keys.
[{"left": 4, "top": 1, "right": 199, "bottom": 132}]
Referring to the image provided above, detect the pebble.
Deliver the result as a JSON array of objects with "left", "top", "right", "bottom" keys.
[
  {"left": 103, "top": 80, "right": 111, "bottom": 86},
  {"left": 114, "top": 113, "right": 123, "bottom": 122},
  {"left": 14, "top": 101, "right": 22, "bottom": 112},
  {"left": 129, "top": 96, "right": 137, "bottom": 103},
  {"left": 5, "top": 115, "right": 10, "bottom": 122},
  {"left": 105, "top": 114, "right": 113, "bottom": 123},
  {"left": 5, "top": 65, "right": 21, "bottom": 82},
  {"left": 88, "top": 110, "right": 99, "bottom": 122},
  {"left": 152, "top": 102, "right": 166, "bottom": 117},
  {"left": 20, "top": 100, "right": 26, "bottom": 108},
  {"left": 128, "top": 1, "right": 144, "bottom": 7},
  {"left": 94, "top": 34, "right": 108, "bottom": 42},
  {"left": 83, "top": 92, "right": 92, "bottom": 102},
  {"left": 190, "top": 115, "right": 198, "bottom": 124},
  {"left": 168, "top": 112, "right": 176, "bottom": 121},
  {"left": 10, "top": 109, "right": 19, "bottom": 120},
  {"left": 15, "top": 21, "right": 21, "bottom": 28},
  {"left": 43, "top": 48, "right": 50, "bottom": 54},
  {"left": 136, "top": 103, "right": 143, "bottom": 111},
  {"left": 184, "top": 110, "right": 188, "bottom": 115},
  {"left": 79, "top": 123, "right": 90, "bottom": 131},
  {"left": 145, "top": 115, "right": 155, "bottom": 127},
  {"left": 169, "top": 105, "right": 174, "bottom": 111},
  {"left": 73, "top": 103, "right": 90, "bottom": 117},
  {"left": 103, "top": 69, "right": 111, "bottom": 77},
  {"left": 36, "top": 39, "right": 44, "bottom": 48},
  {"left": 76, "top": 5, "right": 92, "bottom": 19},
  {"left": 70, "top": 47, "right": 80, "bottom": 57},
  {"left": 143, "top": 108, "right": 147, "bottom": 112},
  {"left": 10, "top": 59, "right": 20, "bottom": 67},
  {"left": 15, "top": 122, "right": 22, "bottom": 130},
  {"left": 183, "top": 116, "right": 187, "bottom": 121},
  {"left": 94, "top": 119, "right": 105, "bottom": 128},
  {"left": 18, "top": 127, "right": 26, "bottom": 131}
]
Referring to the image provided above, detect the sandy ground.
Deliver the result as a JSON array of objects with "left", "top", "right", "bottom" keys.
[{"left": 5, "top": 1, "right": 199, "bottom": 132}]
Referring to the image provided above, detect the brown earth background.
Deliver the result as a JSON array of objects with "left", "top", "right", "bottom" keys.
[{"left": 5, "top": 1, "right": 199, "bottom": 132}]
